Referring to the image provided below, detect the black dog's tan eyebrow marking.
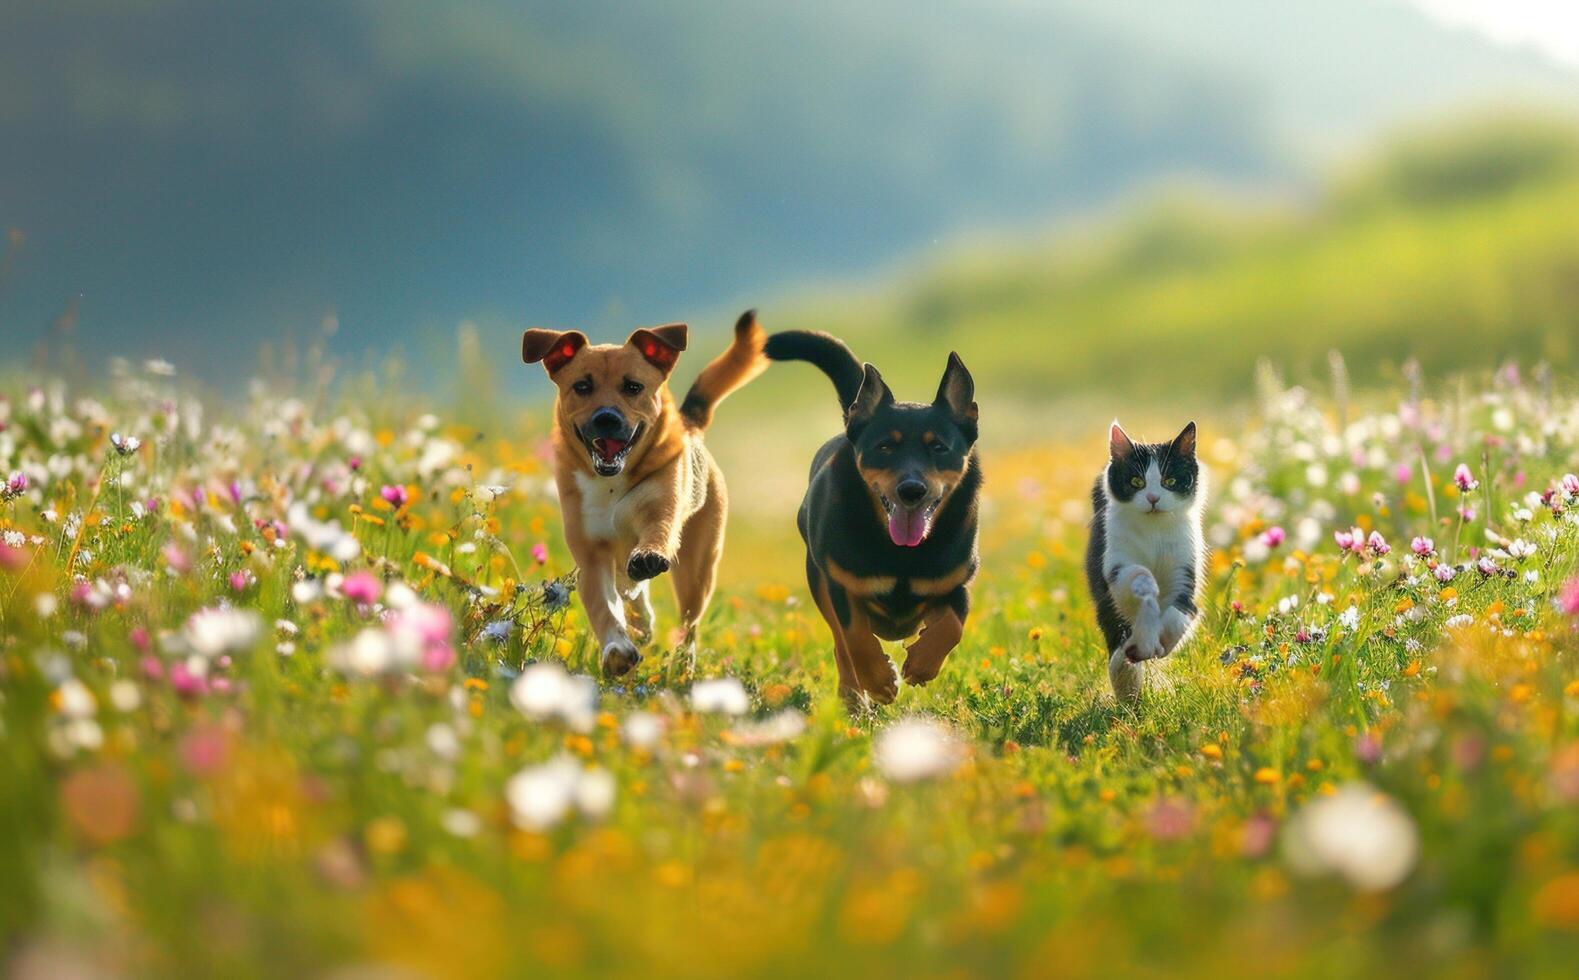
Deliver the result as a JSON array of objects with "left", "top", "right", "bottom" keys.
[
  {"left": 922, "top": 431, "right": 936, "bottom": 444},
  {"left": 908, "top": 563, "right": 974, "bottom": 596},
  {"left": 827, "top": 558, "right": 896, "bottom": 596},
  {"left": 889, "top": 430, "right": 903, "bottom": 443}
]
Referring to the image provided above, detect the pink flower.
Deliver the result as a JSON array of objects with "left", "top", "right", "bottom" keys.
[
  {"left": 390, "top": 601, "right": 455, "bottom": 673},
  {"left": 1458, "top": 505, "right": 1477, "bottom": 522},
  {"left": 229, "top": 570, "right": 254, "bottom": 593},
  {"left": 140, "top": 655, "right": 164, "bottom": 680},
  {"left": 422, "top": 644, "right": 456, "bottom": 673},
  {"left": 1335, "top": 527, "right": 1365, "bottom": 554},
  {"left": 1393, "top": 463, "right": 1412, "bottom": 486},
  {"left": 1366, "top": 531, "right": 1390, "bottom": 557},
  {"left": 1557, "top": 578, "right": 1579, "bottom": 616},
  {"left": 532, "top": 541, "right": 550, "bottom": 564},
  {"left": 2, "top": 472, "right": 26, "bottom": 498},
  {"left": 1434, "top": 563, "right": 1457, "bottom": 583},
  {"left": 163, "top": 543, "right": 191, "bottom": 575},
  {"left": 1453, "top": 464, "right": 1478, "bottom": 492},
  {"left": 179, "top": 724, "right": 231, "bottom": 777},
  {"left": 1411, "top": 536, "right": 1434, "bottom": 556},
  {"left": 170, "top": 661, "right": 208, "bottom": 698},
  {"left": 1563, "top": 474, "right": 1579, "bottom": 497},
  {"left": 396, "top": 602, "right": 451, "bottom": 647},
  {"left": 1476, "top": 556, "right": 1499, "bottom": 577},
  {"left": 1261, "top": 526, "right": 1286, "bottom": 549},
  {"left": 380, "top": 484, "right": 409, "bottom": 508},
  {"left": 341, "top": 571, "right": 382, "bottom": 606},
  {"left": 1355, "top": 732, "right": 1383, "bottom": 765}
]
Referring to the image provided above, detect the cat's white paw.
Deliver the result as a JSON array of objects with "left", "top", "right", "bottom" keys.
[
  {"left": 1160, "top": 607, "right": 1192, "bottom": 653},
  {"left": 1109, "top": 648, "right": 1145, "bottom": 702},
  {"left": 1121, "top": 616, "right": 1165, "bottom": 662},
  {"left": 1130, "top": 573, "right": 1159, "bottom": 601}
]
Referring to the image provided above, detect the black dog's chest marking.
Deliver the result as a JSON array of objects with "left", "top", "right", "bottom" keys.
[{"left": 825, "top": 558, "right": 974, "bottom": 639}]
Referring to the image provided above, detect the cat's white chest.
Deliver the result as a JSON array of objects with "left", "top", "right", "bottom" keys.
[
  {"left": 576, "top": 471, "right": 629, "bottom": 540},
  {"left": 1108, "top": 511, "right": 1196, "bottom": 590}
]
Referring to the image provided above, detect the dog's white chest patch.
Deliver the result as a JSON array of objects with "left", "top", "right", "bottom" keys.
[{"left": 575, "top": 471, "right": 627, "bottom": 540}]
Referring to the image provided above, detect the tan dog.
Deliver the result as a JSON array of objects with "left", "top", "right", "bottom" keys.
[{"left": 522, "top": 311, "right": 767, "bottom": 677}]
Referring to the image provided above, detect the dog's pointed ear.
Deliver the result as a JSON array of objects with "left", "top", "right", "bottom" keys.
[
  {"left": 626, "top": 323, "right": 688, "bottom": 375},
  {"left": 934, "top": 352, "right": 978, "bottom": 436},
  {"left": 846, "top": 363, "right": 894, "bottom": 434},
  {"left": 1110, "top": 420, "right": 1136, "bottom": 460},
  {"left": 522, "top": 329, "right": 588, "bottom": 375},
  {"left": 1171, "top": 420, "right": 1197, "bottom": 458}
]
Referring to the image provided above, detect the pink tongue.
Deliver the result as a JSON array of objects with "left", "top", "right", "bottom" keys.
[
  {"left": 888, "top": 508, "right": 928, "bottom": 548},
  {"left": 595, "top": 438, "right": 626, "bottom": 461}
]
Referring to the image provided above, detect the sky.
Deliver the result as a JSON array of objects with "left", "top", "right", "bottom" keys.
[
  {"left": 1, "top": 0, "right": 1574, "bottom": 384},
  {"left": 1406, "top": 1, "right": 1579, "bottom": 71}
]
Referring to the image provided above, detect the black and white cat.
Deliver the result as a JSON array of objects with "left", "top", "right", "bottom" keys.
[{"left": 1084, "top": 421, "right": 1206, "bottom": 702}]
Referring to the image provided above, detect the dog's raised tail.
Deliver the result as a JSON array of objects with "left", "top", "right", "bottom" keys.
[
  {"left": 762, "top": 330, "right": 864, "bottom": 412},
  {"left": 679, "top": 310, "right": 770, "bottom": 430}
]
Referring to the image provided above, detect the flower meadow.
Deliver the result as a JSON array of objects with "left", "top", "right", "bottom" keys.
[{"left": 3, "top": 356, "right": 1579, "bottom": 979}]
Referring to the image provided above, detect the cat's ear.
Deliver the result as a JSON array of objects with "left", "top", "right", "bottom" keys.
[
  {"left": 846, "top": 364, "right": 894, "bottom": 434},
  {"left": 1109, "top": 421, "right": 1136, "bottom": 460},
  {"left": 1172, "top": 421, "right": 1197, "bottom": 458}
]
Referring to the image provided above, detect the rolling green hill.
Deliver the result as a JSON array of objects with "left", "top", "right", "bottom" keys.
[{"left": 727, "top": 112, "right": 1579, "bottom": 422}]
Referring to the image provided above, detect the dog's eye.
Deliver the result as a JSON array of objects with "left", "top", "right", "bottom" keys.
[
  {"left": 1163, "top": 477, "right": 1177, "bottom": 488},
  {"left": 1129, "top": 476, "right": 1146, "bottom": 489},
  {"left": 930, "top": 441, "right": 950, "bottom": 455},
  {"left": 572, "top": 379, "right": 594, "bottom": 395},
  {"left": 622, "top": 380, "right": 644, "bottom": 396},
  {"left": 875, "top": 441, "right": 896, "bottom": 453}
]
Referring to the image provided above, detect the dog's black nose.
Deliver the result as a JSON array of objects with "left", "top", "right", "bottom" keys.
[
  {"left": 591, "top": 408, "right": 625, "bottom": 434},
  {"left": 896, "top": 479, "right": 928, "bottom": 506}
]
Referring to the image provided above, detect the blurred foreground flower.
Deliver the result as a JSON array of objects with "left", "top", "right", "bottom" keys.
[
  {"left": 1282, "top": 783, "right": 1418, "bottom": 891},
  {"left": 1559, "top": 578, "right": 1579, "bottom": 617},
  {"left": 874, "top": 717, "right": 965, "bottom": 783},
  {"left": 505, "top": 756, "right": 615, "bottom": 830},
  {"left": 182, "top": 607, "right": 263, "bottom": 659},
  {"left": 509, "top": 662, "right": 597, "bottom": 731},
  {"left": 691, "top": 677, "right": 750, "bottom": 715}
]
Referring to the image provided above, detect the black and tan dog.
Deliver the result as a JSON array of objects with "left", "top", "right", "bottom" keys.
[
  {"left": 765, "top": 331, "right": 981, "bottom": 708},
  {"left": 522, "top": 312, "right": 767, "bottom": 677}
]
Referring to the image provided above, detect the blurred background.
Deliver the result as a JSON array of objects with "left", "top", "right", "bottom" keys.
[{"left": 4, "top": 1, "right": 1578, "bottom": 439}]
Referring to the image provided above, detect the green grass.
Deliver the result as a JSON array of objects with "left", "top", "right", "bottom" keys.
[{"left": 2, "top": 357, "right": 1579, "bottom": 978}]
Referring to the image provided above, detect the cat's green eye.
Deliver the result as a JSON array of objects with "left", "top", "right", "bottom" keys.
[
  {"left": 1129, "top": 476, "right": 1145, "bottom": 489},
  {"left": 1163, "top": 477, "right": 1177, "bottom": 488}
]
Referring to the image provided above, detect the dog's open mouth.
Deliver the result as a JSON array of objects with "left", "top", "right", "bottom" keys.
[
  {"left": 580, "top": 424, "right": 642, "bottom": 476},
  {"left": 879, "top": 494, "right": 942, "bottom": 548}
]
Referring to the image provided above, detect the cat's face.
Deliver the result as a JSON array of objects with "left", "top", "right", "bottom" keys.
[{"left": 1105, "top": 421, "right": 1198, "bottom": 516}]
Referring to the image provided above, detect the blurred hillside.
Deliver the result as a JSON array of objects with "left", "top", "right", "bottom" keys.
[
  {"left": 5, "top": 1, "right": 1576, "bottom": 371},
  {"left": 724, "top": 112, "right": 1579, "bottom": 419}
]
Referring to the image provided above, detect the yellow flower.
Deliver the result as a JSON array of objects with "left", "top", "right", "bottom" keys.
[
  {"left": 366, "top": 816, "right": 407, "bottom": 856},
  {"left": 1253, "top": 767, "right": 1280, "bottom": 785}
]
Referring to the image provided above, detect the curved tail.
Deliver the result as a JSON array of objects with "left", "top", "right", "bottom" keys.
[
  {"left": 679, "top": 310, "right": 769, "bottom": 430},
  {"left": 763, "top": 330, "right": 864, "bottom": 412}
]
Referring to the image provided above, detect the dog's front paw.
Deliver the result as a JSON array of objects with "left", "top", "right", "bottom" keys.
[
  {"left": 853, "top": 656, "right": 899, "bottom": 705},
  {"left": 626, "top": 550, "right": 671, "bottom": 582},
  {"left": 601, "top": 638, "right": 642, "bottom": 678}
]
